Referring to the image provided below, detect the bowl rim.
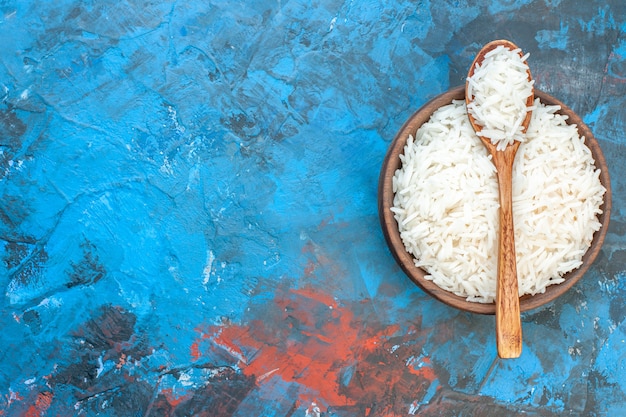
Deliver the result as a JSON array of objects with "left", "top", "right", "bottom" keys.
[{"left": 378, "top": 85, "right": 612, "bottom": 315}]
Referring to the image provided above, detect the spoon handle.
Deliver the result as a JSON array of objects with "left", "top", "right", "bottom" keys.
[{"left": 494, "top": 147, "right": 522, "bottom": 359}]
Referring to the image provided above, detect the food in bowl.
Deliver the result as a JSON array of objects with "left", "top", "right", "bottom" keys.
[{"left": 390, "top": 98, "right": 606, "bottom": 303}]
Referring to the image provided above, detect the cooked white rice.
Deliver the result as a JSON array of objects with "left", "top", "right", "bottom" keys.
[
  {"left": 467, "top": 45, "right": 535, "bottom": 151},
  {"left": 391, "top": 99, "right": 606, "bottom": 303}
]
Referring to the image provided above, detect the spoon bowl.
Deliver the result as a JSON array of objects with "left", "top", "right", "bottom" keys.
[{"left": 465, "top": 39, "right": 535, "bottom": 142}]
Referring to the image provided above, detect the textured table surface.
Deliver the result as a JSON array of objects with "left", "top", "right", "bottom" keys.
[{"left": 1, "top": 1, "right": 625, "bottom": 416}]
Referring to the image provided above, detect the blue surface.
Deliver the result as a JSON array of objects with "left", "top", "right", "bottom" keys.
[{"left": 0, "top": 1, "right": 625, "bottom": 415}]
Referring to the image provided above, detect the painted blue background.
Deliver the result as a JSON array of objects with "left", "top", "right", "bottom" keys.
[{"left": 0, "top": 0, "right": 625, "bottom": 415}]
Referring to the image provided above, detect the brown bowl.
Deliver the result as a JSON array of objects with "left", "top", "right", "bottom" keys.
[{"left": 378, "top": 85, "right": 612, "bottom": 314}]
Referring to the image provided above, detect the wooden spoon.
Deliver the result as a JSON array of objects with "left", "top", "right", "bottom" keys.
[{"left": 465, "top": 40, "right": 534, "bottom": 359}]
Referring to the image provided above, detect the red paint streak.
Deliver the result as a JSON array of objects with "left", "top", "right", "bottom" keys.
[
  {"left": 191, "top": 286, "right": 357, "bottom": 406},
  {"left": 22, "top": 391, "right": 52, "bottom": 417},
  {"left": 191, "top": 286, "right": 440, "bottom": 412},
  {"left": 304, "top": 260, "right": 316, "bottom": 276},
  {"left": 301, "top": 330, "right": 333, "bottom": 344},
  {"left": 405, "top": 355, "right": 437, "bottom": 384},
  {"left": 190, "top": 341, "right": 201, "bottom": 361},
  {"left": 291, "top": 287, "right": 338, "bottom": 309},
  {"left": 160, "top": 388, "right": 191, "bottom": 407},
  {"left": 408, "top": 364, "right": 437, "bottom": 382},
  {"left": 362, "top": 325, "right": 401, "bottom": 351},
  {"left": 214, "top": 328, "right": 247, "bottom": 363},
  {"left": 191, "top": 325, "right": 249, "bottom": 365}
]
